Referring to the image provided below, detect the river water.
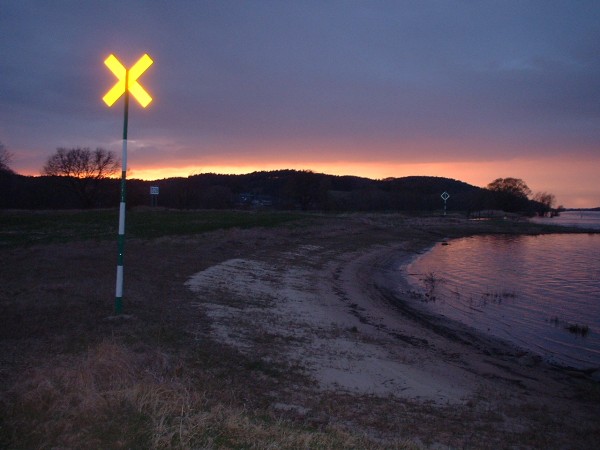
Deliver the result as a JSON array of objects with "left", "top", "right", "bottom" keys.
[{"left": 405, "top": 211, "right": 600, "bottom": 370}]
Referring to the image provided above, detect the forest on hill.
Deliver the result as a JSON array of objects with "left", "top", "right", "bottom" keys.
[{"left": 0, "top": 168, "right": 550, "bottom": 216}]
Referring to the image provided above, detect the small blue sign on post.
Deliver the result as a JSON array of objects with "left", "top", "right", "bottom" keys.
[{"left": 150, "top": 186, "right": 159, "bottom": 207}]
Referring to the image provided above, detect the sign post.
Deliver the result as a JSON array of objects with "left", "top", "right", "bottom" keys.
[
  {"left": 150, "top": 186, "right": 159, "bottom": 207},
  {"left": 103, "top": 53, "right": 153, "bottom": 314},
  {"left": 441, "top": 191, "right": 450, "bottom": 216}
]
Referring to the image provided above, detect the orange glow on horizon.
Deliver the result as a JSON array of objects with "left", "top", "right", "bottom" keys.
[
  {"left": 16, "top": 156, "right": 599, "bottom": 209},
  {"left": 129, "top": 162, "right": 452, "bottom": 181},
  {"left": 124, "top": 160, "right": 514, "bottom": 188},
  {"left": 125, "top": 159, "right": 541, "bottom": 185}
]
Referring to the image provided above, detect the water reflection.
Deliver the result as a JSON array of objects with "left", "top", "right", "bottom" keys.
[
  {"left": 406, "top": 233, "right": 600, "bottom": 370},
  {"left": 532, "top": 210, "right": 600, "bottom": 230}
]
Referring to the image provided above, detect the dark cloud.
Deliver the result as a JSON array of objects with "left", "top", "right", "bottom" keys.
[{"left": 1, "top": 1, "right": 599, "bottom": 202}]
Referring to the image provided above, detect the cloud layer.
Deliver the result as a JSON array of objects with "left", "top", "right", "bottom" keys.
[{"left": 1, "top": 1, "right": 599, "bottom": 206}]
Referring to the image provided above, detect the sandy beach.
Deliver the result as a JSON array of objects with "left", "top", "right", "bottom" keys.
[
  {"left": 186, "top": 243, "right": 477, "bottom": 403},
  {"left": 2, "top": 211, "right": 599, "bottom": 448}
]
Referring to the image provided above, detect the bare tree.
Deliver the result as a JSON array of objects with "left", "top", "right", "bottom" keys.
[
  {"left": 43, "top": 147, "right": 119, "bottom": 179},
  {"left": 0, "top": 141, "right": 14, "bottom": 173},
  {"left": 42, "top": 147, "right": 120, "bottom": 207}
]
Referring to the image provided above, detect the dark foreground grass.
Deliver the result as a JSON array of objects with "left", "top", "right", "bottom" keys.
[{"left": 3, "top": 340, "right": 403, "bottom": 449}]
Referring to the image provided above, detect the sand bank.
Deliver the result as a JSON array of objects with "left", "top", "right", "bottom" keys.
[{"left": 185, "top": 231, "right": 588, "bottom": 407}]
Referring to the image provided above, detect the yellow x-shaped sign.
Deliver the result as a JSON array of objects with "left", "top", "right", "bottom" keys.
[{"left": 103, "top": 54, "right": 153, "bottom": 108}]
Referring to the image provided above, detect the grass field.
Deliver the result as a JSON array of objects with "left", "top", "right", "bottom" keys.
[{"left": 0, "top": 209, "right": 307, "bottom": 247}]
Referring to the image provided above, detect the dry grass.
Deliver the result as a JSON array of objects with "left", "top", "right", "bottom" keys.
[{"left": 1, "top": 340, "right": 415, "bottom": 449}]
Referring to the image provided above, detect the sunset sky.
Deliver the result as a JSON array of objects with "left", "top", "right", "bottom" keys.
[{"left": 1, "top": 1, "right": 598, "bottom": 207}]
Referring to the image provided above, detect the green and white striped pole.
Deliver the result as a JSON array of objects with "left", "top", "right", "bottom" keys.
[
  {"left": 115, "top": 75, "right": 129, "bottom": 315},
  {"left": 103, "top": 53, "right": 153, "bottom": 315}
]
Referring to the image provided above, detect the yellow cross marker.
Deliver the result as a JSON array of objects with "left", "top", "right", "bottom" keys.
[
  {"left": 103, "top": 53, "right": 154, "bottom": 314},
  {"left": 103, "top": 54, "right": 153, "bottom": 107}
]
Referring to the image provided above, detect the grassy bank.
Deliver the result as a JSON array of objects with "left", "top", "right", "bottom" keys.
[
  {"left": 0, "top": 209, "right": 307, "bottom": 247},
  {"left": 1, "top": 209, "right": 598, "bottom": 449}
]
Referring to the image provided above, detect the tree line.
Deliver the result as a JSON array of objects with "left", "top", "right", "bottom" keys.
[{"left": 0, "top": 145, "right": 559, "bottom": 215}]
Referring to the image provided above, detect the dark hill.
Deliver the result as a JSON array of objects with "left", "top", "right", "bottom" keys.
[{"left": 0, "top": 169, "right": 529, "bottom": 213}]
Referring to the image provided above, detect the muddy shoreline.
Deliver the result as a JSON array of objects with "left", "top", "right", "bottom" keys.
[{"left": 383, "top": 239, "right": 600, "bottom": 376}]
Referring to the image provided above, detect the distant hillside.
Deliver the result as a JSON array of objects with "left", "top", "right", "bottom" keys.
[{"left": 0, "top": 169, "right": 539, "bottom": 214}]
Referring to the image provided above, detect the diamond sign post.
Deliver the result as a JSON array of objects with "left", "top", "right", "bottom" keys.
[
  {"left": 441, "top": 191, "right": 450, "bottom": 216},
  {"left": 103, "top": 53, "right": 153, "bottom": 314}
]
